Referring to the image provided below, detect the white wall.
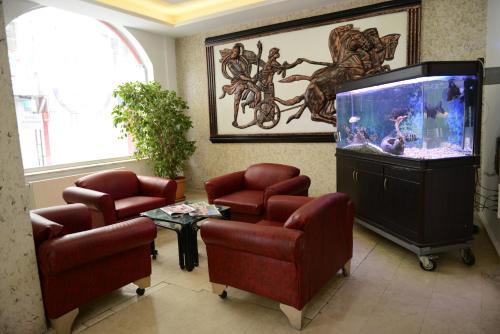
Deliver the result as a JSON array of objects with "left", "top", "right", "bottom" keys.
[
  {"left": 480, "top": 0, "right": 500, "bottom": 255},
  {"left": 2, "top": 0, "right": 39, "bottom": 23},
  {"left": 128, "top": 27, "right": 177, "bottom": 90}
]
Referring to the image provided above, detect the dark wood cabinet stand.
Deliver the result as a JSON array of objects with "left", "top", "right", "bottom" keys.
[{"left": 336, "top": 148, "right": 478, "bottom": 271}]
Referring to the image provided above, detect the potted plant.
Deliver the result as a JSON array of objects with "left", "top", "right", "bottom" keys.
[{"left": 112, "top": 81, "right": 196, "bottom": 201}]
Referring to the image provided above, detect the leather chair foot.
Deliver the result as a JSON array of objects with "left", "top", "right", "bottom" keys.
[
  {"left": 211, "top": 283, "right": 227, "bottom": 297},
  {"left": 134, "top": 276, "right": 151, "bottom": 289},
  {"left": 50, "top": 308, "right": 78, "bottom": 334},
  {"left": 342, "top": 259, "right": 351, "bottom": 277},
  {"left": 279, "top": 304, "right": 302, "bottom": 330}
]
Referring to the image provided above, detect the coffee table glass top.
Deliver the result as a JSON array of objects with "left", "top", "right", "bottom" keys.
[{"left": 141, "top": 203, "right": 230, "bottom": 230}]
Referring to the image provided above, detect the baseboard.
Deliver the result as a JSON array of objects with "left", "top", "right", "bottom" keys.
[{"left": 478, "top": 213, "right": 500, "bottom": 257}]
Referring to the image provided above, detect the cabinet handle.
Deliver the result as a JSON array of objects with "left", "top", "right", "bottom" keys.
[
  {"left": 356, "top": 171, "right": 359, "bottom": 182},
  {"left": 352, "top": 171, "right": 356, "bottom": 182},
  {"left": 384, "top": 177, "right": 388, "bottom": 191}
]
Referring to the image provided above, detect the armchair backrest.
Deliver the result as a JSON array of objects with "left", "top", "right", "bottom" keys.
[
  {"left": 244, "top": 163, "right": 300, "bottom": 190},
  {"left": 75, "top": 170, "right": 139, "bottom": 200}
]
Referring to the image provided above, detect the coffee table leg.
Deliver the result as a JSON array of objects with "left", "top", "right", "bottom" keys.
[
  {"left": 183, "top": 226, "right": 195, "bottom": 272},
  {"left": 175, "top": 230, "right": 185, "bottom": 269},
  {"left": 192, "top": 226, "right": 199, "bottom": 267},
  {"left": 150, "top": 241, "right": 158, "bottom": 260}
]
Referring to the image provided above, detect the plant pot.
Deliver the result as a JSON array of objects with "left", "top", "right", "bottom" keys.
[{"left": 175, "top": 176, "right": 186, "bottom": 202}]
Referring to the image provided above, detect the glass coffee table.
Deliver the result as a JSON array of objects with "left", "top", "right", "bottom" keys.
[{"left": 141, "top": 204, "right": 230, "bottom": 271}]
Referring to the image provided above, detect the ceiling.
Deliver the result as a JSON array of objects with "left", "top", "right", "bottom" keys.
[
  {"left": 30, "top": 0, "right": 340, "bottom": 37},
  {"left": 91, "top": 0, "right": 272, "bottom": 25}
]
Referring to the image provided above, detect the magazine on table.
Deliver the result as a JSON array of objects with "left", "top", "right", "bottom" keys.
[
  {"left": 160, "top": 203, "right": 195, "bottom": 216},
  {"left": 188, "top": 202, "right": 222, "bottom": 217}
]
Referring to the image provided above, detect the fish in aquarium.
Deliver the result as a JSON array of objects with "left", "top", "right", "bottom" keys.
[
  {"left": 424, "top": 102, "right": 448, "bottom": 119},
  {"left": 349, "top": 116, "right": 361, "bottom": 123},
  {"left": 342, "top": 124, "right": 378, "bottom": 144},
  {"left": 446, "top": 79, "right": 462, "bottom": 102}
]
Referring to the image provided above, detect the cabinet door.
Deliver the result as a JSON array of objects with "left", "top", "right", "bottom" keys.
[
  {"left": 356, "top": 169, "right": 384, "bottom": 221},
  {"left": 336, "top": 156, "right": 357, "bottom": 202},
  {"left": 382, "top": 168, "right": 422, "bottom": 242}
]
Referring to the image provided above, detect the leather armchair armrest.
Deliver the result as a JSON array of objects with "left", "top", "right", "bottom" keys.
[
  {"left": 38, "top": 217, "right": 156, "bottom": 275},
  {"left": 201, "top": 219, "right": 303, "bottom": 263},
  {"left": 63, "top": 186, "right": 117, "bottom": 225},
  {"left": 266, "top": 195, "right": 314, "bottom": 223},
  {"left": 138, "top": 175, "right": 177, "bottom": 204},
  {"left": 285, "top": 193, "right": 353, "bottom": 231},
  {"left": 263, "top": 175, "right": 311, "bottom": 206},
  {"left": 32, "top": 204, "right": 92, "bottom": 235},
  {"left": 204, "top": 171, "right": 245, "bottom": 203}
]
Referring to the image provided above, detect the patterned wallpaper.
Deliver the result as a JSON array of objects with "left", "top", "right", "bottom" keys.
[
  {"left": 177, "top": 0, "right": 487, "bottom": 196},
  {"left": 0, "top": 2, "right": 46, "bottom": 332}
]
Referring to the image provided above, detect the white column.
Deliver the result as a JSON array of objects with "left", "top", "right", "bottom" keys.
[{"left": 0, "top": 1, "right": 46, "bottom": 332}]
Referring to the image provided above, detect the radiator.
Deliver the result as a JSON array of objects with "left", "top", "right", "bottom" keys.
[{"left": 27, "top": 168, "right": 124, "bottom": 209}]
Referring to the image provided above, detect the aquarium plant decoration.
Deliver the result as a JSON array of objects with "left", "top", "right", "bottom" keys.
[{"left": 112, "top": 81, "right": 196, "bottom": 179}]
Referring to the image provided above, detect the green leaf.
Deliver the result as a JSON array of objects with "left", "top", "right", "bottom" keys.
[{"left": 112, "top": 81, "right": 196, "bottom": 179}]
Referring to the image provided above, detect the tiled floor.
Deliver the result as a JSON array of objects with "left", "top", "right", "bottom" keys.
[{"left": 67, "top": 191, "right": 500, "bottom": 334}]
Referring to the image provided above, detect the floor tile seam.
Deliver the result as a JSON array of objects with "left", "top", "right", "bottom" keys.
[
  {"left": 351, "top": 240, "right": 379, "bottom": 275},
  {"left": 308, "top": 277, "right": 349, "bottom": 322},
  {"left": 144, "top": 281, "right": 171, "bottom": 295},
  {"left": 81, "top": 309, "right": 116, "bottom": 329},
  {"left": 355, "top": 257, "right": 406, "bottom": 333},
  {"left": 156, "top": 280, "right": 207, "bottom": 294},
  {"left": 84, "top": 280, "right": 171, "bottom": 323},
  {"left": 73, "top": 323, "right": 89, "bottom": 334},
  {"left": 197, "top": 286, "right": 325, "bottom": 321},
  {"left": 416, "top": 268, "right": 440, "bottom": 334},
  {"left": 479, "top": 271, "right": 489, "bottom": 316},
  {"left": 213, "top": 292, "right": 284, "bottom": 314}
]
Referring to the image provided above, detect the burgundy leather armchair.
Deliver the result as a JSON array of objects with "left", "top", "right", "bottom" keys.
[
  {"left": 31, "top": 204, "right": 156, "bottom": 334},
  {"left": 201, "top": 193, "right": 354, "bottom": 329},
  {"left": 63, "top": 170, "right": 176, "bottom": 227},
  {"left": 204, "top": 163, "right": 310, "bottom": 223}
]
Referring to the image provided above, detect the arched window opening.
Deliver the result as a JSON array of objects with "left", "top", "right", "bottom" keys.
[{"left": 6, "top": 7, "right": 152, "bottom": 169}]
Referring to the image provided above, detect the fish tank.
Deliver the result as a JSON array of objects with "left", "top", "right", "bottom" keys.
[{"left": 336, "top": 61, "right": 483, "bottom": 160}]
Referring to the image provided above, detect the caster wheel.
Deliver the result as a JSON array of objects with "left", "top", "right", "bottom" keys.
[
  {"left": 136, "top": 288, "right": 145, "bottom": 296},
  {"left": 419, "top": 257, "right": 437, "bottom": 271},
  {"left": 461, "top": 248, "right": 475, "bottom": 266},
  {"left": 472, "top": 224, "right": 479, "bottom": 234},
  {"left": 219, "top": 290, "right": 227, "bottom": 299}
]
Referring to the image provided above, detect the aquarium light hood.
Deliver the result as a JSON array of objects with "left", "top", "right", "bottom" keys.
[
  {"left": 336, "top": 61, "right": 482, "bottom": 94},
  {"left": 336, "top": 75, "right": 473, "bottom": 96}
]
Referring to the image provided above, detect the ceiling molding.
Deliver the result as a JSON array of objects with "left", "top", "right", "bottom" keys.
[{"left": 25, "top": 0, "right": 341, "bottom": 37}]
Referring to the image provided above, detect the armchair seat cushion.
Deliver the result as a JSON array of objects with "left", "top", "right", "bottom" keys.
[
  {"left": 205, "top": 163, "right": 310, "bottom": 223},
  {"left": 213, "top": 190, "right": 263, "bottom": 215},
  {"left": 115, "top": 196, "right": 166, "bottom": 219}
]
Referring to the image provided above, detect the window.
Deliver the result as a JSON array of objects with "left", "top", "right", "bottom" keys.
[{"left": 6, "top": 7, "right": 151, "bottom": 169}]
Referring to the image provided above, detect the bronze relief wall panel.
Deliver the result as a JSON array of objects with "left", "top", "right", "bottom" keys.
[{"left": 206, "top": 0, "right": 421, "bottom": 143}]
